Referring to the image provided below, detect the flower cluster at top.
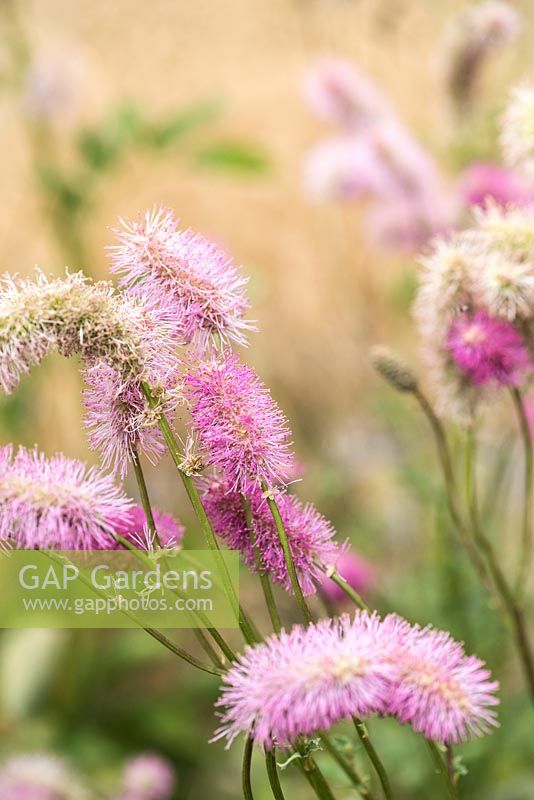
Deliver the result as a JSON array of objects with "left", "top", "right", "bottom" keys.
[
  {"left": 414, "top": 203, "right": 534, "bottom": 421},
  {"left": 215, "top": 610, "right": 499, "bottom": 749}
]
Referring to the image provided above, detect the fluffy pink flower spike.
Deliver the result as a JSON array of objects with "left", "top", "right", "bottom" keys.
[
  {"left": 446, "top": 309, "right": 532, "bottom": 387},
  {"left": 110, "top": 207, "right": 256, "bottom": 351},
  {"left": 185, "top": 352, "right": 295, "bottom": 491}
]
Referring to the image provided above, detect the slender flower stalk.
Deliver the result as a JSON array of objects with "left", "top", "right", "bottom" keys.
[
  {"left": 141, "top": 382, "right": 259, "bottom": 645},
  {"left": 297, "top": 754, "right": 337, "bottom": 800},
  {"left": 426, "top": 741, "right": 459, "bottom": 800},
  {"left": 241, "top": 494, "right": 282, "bottom": 633},
  {"left": 353, "top": 718, "right": 393, "bottom": 800},
  {"left": 510, "top": 388, "right": 534, "bottom": 598},
  {"left": 242, "top": 736, "right": 255, "bottom": 800},
  {"left": 262, "top": 484, "right": 314, "bottom": 625},
  {"left": 321, "top": 567, "right": 370, "bottom": 612},
  {"left": 319, "top": 732, "right": 373, "bottom": 799},
  {"left": 265, "top": 750, "right": 287, "bottom": 800},
  {"left": 127, "top": 448, "right": 226, "bottom": 671},
  {"left": 465, "top": 425, "right": 534, "bottom": 702}
]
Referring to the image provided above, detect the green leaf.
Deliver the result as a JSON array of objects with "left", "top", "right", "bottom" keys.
[
  {"left": 146, "top": 99, "right": 222, "bottom": 148},
  {"left": 194, "top": 141, "right": 270, "bottom": 173}
]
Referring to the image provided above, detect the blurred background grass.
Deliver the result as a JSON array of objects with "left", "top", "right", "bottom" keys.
[{"left": 0, "top": 0, "right": 534, "bottom": 797}]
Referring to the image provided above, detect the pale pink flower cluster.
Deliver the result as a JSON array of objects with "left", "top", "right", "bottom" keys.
[
  {"left": 215, "top": 611, "right": 498, "bottom": 749},
  {"left": 302, "top": 58, "right": 456, "bottom": 250}
]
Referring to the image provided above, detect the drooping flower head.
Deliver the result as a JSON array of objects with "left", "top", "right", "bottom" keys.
[
  {"left": 0, "top": 270, "right": 176, "bottom": 394},
  {"left": 0, "top": 445, "right": 132, "bottom": 549},
  {"left": 214, "top": 611, "right": 394, "bottom": 749},
  {"left": 446, "top": 309, "right": 531, "bottom": 387},
  {"left": 83, "top": 363, "right": 179, "bottom": 479},
  {"left": 319, "top": 550, "right": 375, "bottom": 604},
  {"left": 382, "top": 615, "right": 500, "bottom": 744},
  {"left": 112, "top": 504, "right": 185, "bottom": 550},
  {"left": 120, "top": 754, "right": 176, "bottom": 800},
  {"left": 501, "top": 85, "right": 534, "bottom": 179},
  {"left": 184, "top": 353, "right": 294, "bottom": 491},
  {"left": 110, "top": 208, "right": 255, "bottom": 350},
  {"left": 0, "top": 753, "right": 87, "bottom": 799},
  {"left": 202, "top": 478, "right": 342, "bottom": 595}
]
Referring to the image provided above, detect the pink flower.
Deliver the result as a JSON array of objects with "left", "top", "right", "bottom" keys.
[
  {"left": 214, "top": 612, "right": 394, "bottom": 749},
  {"left": 0, "top": 753, "right": 85, "bottom": 799},
  {"left": 120, "top": 754, "right": 176, "bottom": 800},
  {"left": 214, "top": 612, "right": 499, "bottom": 749},
  {"left": 184, "top": 353, "right": 295, "bottom": 491},
  {"left": 110, "top": 208, "right": 255, "bottom": 350},
  {"left": 319, "top": 550, "right": 374, "bottom": 604},
  {"left": 302, "top": 59, "right": 390, "bottom": 130},
  {"left": 446, "top": 310, "right": 531, "bottom": 386},
  {"left": 83, "top": 364, "right": 177, "bottom": 479},
  {"left": 201, "top": 479, "right": 341, "bottom": 595},
  {"left": 458, "top": 162, "right": 534, "bottom": 210},
  {"left": 382, "top": 615, "right": 500, "bottom": 744},
  {"left": 303, "top": 136, "right": 395, "bottom": 202},
  {"left": 0, "top": 445, "right": 132, "bottom": 550},
  {"left": 112, "top": 504, "right": 185, "bottom": 550}
]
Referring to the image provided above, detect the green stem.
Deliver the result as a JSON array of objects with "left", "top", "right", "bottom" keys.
[
  {"left": 426, "top": 741, "right": 458, "bottom": 800},
  {"left": 298, "top": 757, "right": 337, "bottom": 800},
  {"left": 242, "top": 736, "right": 255, "bottom": 800},
  {"left": 510, "top": 388, "right": 533, "bottom": 599},
  {"left": 131, "top": 448, "right": 160, "bottom": 547},
  {"left": 142, "top": 382, "right": 259, "bottom": 644},
  {"left": 113, "top": 532, "right": 235, "bottom": 664},
  {"left": 465, "top": 426, "right": 534, "bottom": 704},
  {"left": 265, "top": 750, "right": 287, "bottom": 800},
  {"left": 353, "top": 718, "right": 393, "bottom": 800},
  {"left": 320, "top": 732, "right": 373, "bottom": 799},
  {"left": 242, "top": 494, "right": 282, "bottom": 633},
  {"left": 414, "top": 389, "right": 490, "bottom": 587},
  {"left": 124, "top": 457, "right": 229, "bottom": 669},
  {"left": 324, "top": 569, "right": 370, "bottom": 612},
  {"left": 262, "top": 483, "right": 313, "bottom": 625},
  {"left": 46, "top": 553, "right": 222, "bottom": 676}
]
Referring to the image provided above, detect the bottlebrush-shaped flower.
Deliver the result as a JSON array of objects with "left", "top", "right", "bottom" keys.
[
  {"left": 201, "top": 478, "right": 342, "bottom": 595},
  {"left": 184, "top": 353, "right": 295, "bottom": 491},
  {"left": 215, "top": 612, "right": 499, "bottom": 749},
  {"left": 0, "top": 445, "right": 132, "bottom": 549},
  {"left": 214, "top": 612, "right": 394, "bottom": 748},
  {"left": 110, "top": 207, "right": 255, "bottom": 350},
  {"left": 0, "top": 270, "right": 176, "bottom": 394},
  {"left": 382, "top": 614, "right": 500, "bottom": 744}
]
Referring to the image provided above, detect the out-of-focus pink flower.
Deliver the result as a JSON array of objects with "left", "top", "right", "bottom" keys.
[
  {"left": 111, "top": 504, "right": 185, "bottom": 550},
  {"left": 120, "top": 754, "right": 175, "bottom": 800},
  {"left": 320, "top": 550, "right": 374, "bottom": 603},
  {"left": 446, "top": 310, "right": 532, "bottom": 387},
  {"left": 303, "top": 136, "right": 396, "bottom": 202},
  {"left": 23, "top": 49, "right": 85, "bottom": 124},
  {"left": 458, "top": 162, "right": 534, "bottom": 210},
  {"left": 0, "top": 753, "right": 86, "bottom": 799},
  {"left": 302, "top": 58, "right": 391, "bottom": 130}
]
